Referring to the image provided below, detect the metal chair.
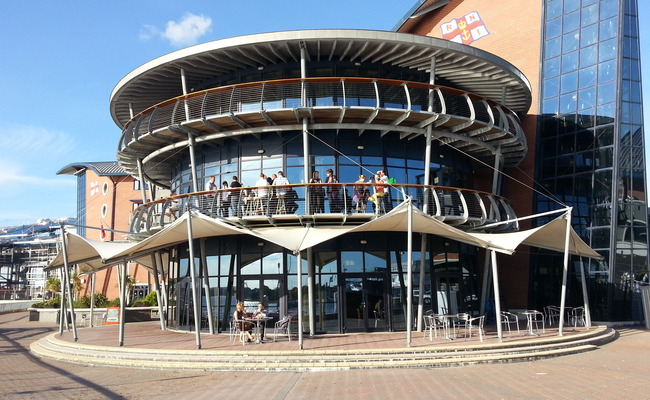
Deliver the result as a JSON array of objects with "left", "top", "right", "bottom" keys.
[
  {"left": 422, "top": 314, "right": 441, "bottom": 340},
  {"left": 501, "top": 311, "right": 520, "bottom": 335},
  {"left": 273, "top": 315, "right": 292, "bottom": 342},
  {"left": 544, "top": 305, "right": 561, "bottom": 326},
  {"left": 571, "top": 306, "right": 586, "bottom": 327},
  {"left": 466, "top": 315, "right": 485, "bottom": 342}
]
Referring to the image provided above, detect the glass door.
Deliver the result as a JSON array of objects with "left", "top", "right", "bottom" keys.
[{"left": 343, "top": 275, "right": 386, "bottom": 332}]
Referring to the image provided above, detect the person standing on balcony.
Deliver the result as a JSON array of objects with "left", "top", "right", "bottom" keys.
[
  {"left": 203, "top": 176, "right": 218, "bottom": 214},
  {"left": 309, "top": 171, "right": 324, "bottom": 213},
  {"left": 368, "top": 173, "right": 385, "bottom": 213},
  {"left": 325, "top": 168, "right": 341, "bottom": 213},
  {"left": 230, "top": 176, "right": 243, "bottom": 217}
]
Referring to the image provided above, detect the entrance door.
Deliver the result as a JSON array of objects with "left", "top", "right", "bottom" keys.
[
  {"left": 343, "top": 275, "right": 386, "bottom": 332},
  {"left": 241, "top": 277, "right": 280, "bottom": 317}
]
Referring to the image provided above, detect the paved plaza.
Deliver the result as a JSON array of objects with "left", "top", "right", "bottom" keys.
[{"left": 1, "top": 311, "right": 648, "bottom": 399}]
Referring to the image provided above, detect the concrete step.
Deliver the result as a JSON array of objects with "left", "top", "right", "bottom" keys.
[{"left": 30, "top": 326, "right": 616, "bottom": 371}]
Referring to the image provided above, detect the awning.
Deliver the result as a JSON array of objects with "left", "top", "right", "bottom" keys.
[
  {"left": 46, "top": 233, "right": 134, "bottom": 273},
  {"left": 467, "top": 213, "right": 603, "bottom": 259}
]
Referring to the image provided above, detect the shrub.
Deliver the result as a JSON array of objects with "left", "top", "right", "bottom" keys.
[
  {"left": 31, "top": 296, "right": 61, "bottom": 309},
  {"left": 144, "top": 290, "right": 158, "bottom": 306},
  {"left": 105, "top": 298, "right": 121, "bottom": 307}
]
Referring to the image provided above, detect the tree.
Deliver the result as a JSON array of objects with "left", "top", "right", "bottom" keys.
[
  {"left": 70, "top": 273, "right": 83, "bottom": 300},
  {"left": 44, "top": 277, "right": 61, "bottom": 300}
]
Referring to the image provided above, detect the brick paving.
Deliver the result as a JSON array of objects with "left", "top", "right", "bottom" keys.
[{"left": 2, "top": 311, "right": 649, "bottom": 399}]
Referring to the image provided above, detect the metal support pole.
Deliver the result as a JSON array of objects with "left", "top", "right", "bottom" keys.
[
  {"left": 119, "top": 262, "right": 127, "bottom": 346},
  {"left": 186, "top": 209, "right": 202, "bottom": 349},
  {"left": 416, "top": 57, "right": 436, "bottom": 332},
  {"left": 579, "top": 257, "right": 592, "bottom": 328},
  {"left": 491, "top": 250, "right": 504, "bottom": 342},
  {"left": 297, "top": 251, "right": 304, "bottom": 350},
  {"left": 90, "top": 273, "right": 96, "bottom": 328},
  {"left": 307, "top": 247, "right": 315, "bottom": 337},
  {"left": 558, "top": 209, "right": 573, "bottom": 336},
  {"left": 151, "top": 253, "right": 167, "bottom": 331},
  {"left": 59, "top": 225, "right": 78, "bottom": 342},
  {"left": 199, "top": 239, "right": 215, "bottom": 334},
  {"left": 58, "top": 264, "right": 66, "bottom": 335},
  {"left": 300, "top": 42, "right": 311, "bottom": 212},
  {"left": 406, "top": 198, "right": 413, "bottom": 347},
  {"left": 479, "top": 251, "right": 491, "bottom": 316},
  {"left": 136, "top": 158, "right": 148, "bottom": 204}
]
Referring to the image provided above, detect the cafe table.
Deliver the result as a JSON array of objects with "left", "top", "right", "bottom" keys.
[{"left": 244, "top": 316, "right": 272, "bottom": 343}]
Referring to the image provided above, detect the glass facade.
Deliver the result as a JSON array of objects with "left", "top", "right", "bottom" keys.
[
  {"left": 535, "top": 0, "right": 648, "bottom": 320},
  {"left": 165, "top": 233, "right": 480, "bottom": 334}
]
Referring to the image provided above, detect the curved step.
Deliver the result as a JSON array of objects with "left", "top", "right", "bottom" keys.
[{"left": 30, "top": 326, "right": 616, "bottom": 371}]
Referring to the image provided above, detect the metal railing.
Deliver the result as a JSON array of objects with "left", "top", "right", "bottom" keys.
[
  {"left": 129, "top": 183, "right": 518, "bottom": 236},
  {"left": 119, "top": 77, "right": 525, "bottom": 154}
]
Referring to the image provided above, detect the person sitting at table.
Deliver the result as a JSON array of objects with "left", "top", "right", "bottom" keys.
[
  {"left": 252, "top": 301, "right": 268, "bottom": 341},
  {"left": 233, "top": 302, "right": 254, "bottom": 342}
]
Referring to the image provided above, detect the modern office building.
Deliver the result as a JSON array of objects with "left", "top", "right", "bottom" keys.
[
  {"left": 397, "top": 0, "right": 648, "bottom": 321},
  {"left": 59, "top": 0, "right": 644, "bottom": 334}
]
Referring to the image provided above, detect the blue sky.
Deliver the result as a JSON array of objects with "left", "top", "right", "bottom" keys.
[{"left": 0, "top": 1, "right": 648, "bottom": 227}]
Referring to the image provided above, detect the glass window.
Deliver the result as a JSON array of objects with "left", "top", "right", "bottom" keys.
[
  {"left": 596, "top": 103, "right": 616, "bottom": 124},
  {"left": 546, "top": 0, "right": 562, "bottom": 20},
  {"left": 581, "top": 4, "right": 599, "bottom": 27},
  {"left": 578, "top": 87, "right": 596, "bottom": 110},
  {"left": 579, "top": 65, "right": 597, "bottom": 89},
  {"left": 542, "top": 97, "right": 559, "bottom": 114},
  {"left": 579, "top": 45, "right": 597, "bottom": 67},
  {"left": 599, "top": 0, "right": 618, "bottom": 20},
  {"left": 563, "top": 11, "right": 580, "bottom": 33},
  {"left": 598, "top": 38, "right": 617, "bottom": 62},
  {"left": 561, "top": 71, "right": 578, "bottom": 93},
  {"left": 561, "top": 51, "right": 579, "bottom": 73},
  {"left": 546, "top": 17, "right": 562, "bottom": 38},
  {"left": 598, "top": 59, "right": 616, "bottom": 82},
  {"left": 544, "top": 56, "right": 561, "bottom": 78},
  {"left": 562, "top": 31, "right": 580, "bottom": 53},
  {"left": 543, "top": 77, "right": 560, "bottom": 98},
  {"left": 580, "top": 23, "right": 598, "bottom": 47},
  {"left": 597, "top": 81, "right": 616, "bottom": 105},
  {"left": 560, "top": 92, "right": 578, "bottom": 113},
  {"left": 564, "top": 0, "right": 580, "bottom": 13},
  {"left": 341, "top": 251, "right": 364, "bottom": 273},
  {"left": 545, "top": 36, "right": 562, "bottom": 58},
  {"left": 599, "top": 17, "right": 618, "bottom": 41}
]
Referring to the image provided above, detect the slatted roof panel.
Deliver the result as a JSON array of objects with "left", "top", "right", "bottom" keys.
[{"left": 111, "top": 30, "right": 532, "bottom": 129}]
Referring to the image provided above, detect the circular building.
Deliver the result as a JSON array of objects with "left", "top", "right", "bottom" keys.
[{"left": 110, "top": 30, "right": 531, "bottom": 334}]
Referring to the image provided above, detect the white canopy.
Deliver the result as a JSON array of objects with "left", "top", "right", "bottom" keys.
[
  {"left": 47, "top": 202, "right": 601, "bottom": 276},
  {"left": 467, "top": 213, "right": 602, "bottom": 259}
]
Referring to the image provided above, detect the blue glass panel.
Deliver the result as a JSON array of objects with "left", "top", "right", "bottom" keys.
[
  {"left": 579, "top": 65, "right": 597, "bottom": 89},
  {"left": 561, "top": 71, "right": 578, "bottom": 93},
  {"left": 631, "top": 103, "right": 642, "bottom": 125},
  {"left": 560, "top": 92, "right": 578, "bottom": 113},
  {"left": 597, "top": 81, "right": 616, "bottom": 105},
  {"left": 563, "top": 11, "right": 580, "bottom": 33},
  {"left": 563, "top": 31, "right": 580, "bottom": 52},
  {"left": 630, "top": 58, "right": 641, "bottom": 81},
  {"left": 546, "top": 17, "right": 562, "bottom": 38},
  {"left": 583, "top": 0, "right": 598, "bottom": 5},
  {"left": 545, "top": 36, "right": 562, "bottom": 58},
  {"left": 624, "top": 14, "right": 638, "bottom": 37},
  {"left": 598, "top": 38, "right": 617, "bottom": 62},
  {"left": 544, "top": 56, "right": 561, "bottom": 78},
  {"left": 599, "top": 17, "right": 618, "bottom": 41},
  {"left": 622, "top": 79, "right": 631, "bottom": 102},
  {"left": 622, "top": 58, "right": 632, "bottom": 80},
  {"left": 578, "top": 87, "right": 596, "bottom": 110},
  {"left": 542, "top": 98, "right": 559, "bottom": 114},
  {"left": 580, "top": 23, "right": 598, "bottom": 47},
  {"left": 564, "top": 0, "right": 580, "bottom": 13},
  {"left": 581, "top": 4, "right": 599, "bottom": 26},
  {"left": 598, "top": 59, "right": 616, "bottom": 82},
  {"left": 630, "top": 80, "right": 641, "bottom": 102},
  {"left": 543, "top": 77, "right": 560, "bottom": 98},
  {"left": 561, "top": 51, "right": 579, "bottom": 73},
  {"left": 599, "top": 0, "right": 618, "bottom": 20},
  {"left": 546, "top": 0, "right": 563, "bottom": 21},
  {"left": 596, "top": 103, "right": 615, "bottom": 124},
  {"left": 579, "top": 45, "right": 597, "bottom": 67}
]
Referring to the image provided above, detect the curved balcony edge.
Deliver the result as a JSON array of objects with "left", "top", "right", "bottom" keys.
[{"left": 129, "top": 183, "right": 519, "bottom": 239}]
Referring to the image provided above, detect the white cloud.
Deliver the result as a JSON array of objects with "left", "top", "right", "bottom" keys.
[
  {"left": 139, "top": 14, "right": 212, "bottom": 47},
  {"left": 0, "top": 123, "right": 76, "bottom": 160}
]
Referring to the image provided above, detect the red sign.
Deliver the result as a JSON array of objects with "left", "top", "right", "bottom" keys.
[{"left": 104, "top": 306, "right": 120, "bottom": 325}]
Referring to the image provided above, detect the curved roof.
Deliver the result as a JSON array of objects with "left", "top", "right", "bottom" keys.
[
  {"left": 110, "top": 29, "right": 532, "bottom": 128},
  {"left": 57, "top": 161, "right": 127, "bottom": 177}
]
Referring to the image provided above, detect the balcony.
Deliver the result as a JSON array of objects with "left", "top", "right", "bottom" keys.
[
  {"left": 129, "top": 183, "right": 518, "bottom": 238},
  {"left": 118, "top": 78, "right": 527, "bottom": 184}
]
